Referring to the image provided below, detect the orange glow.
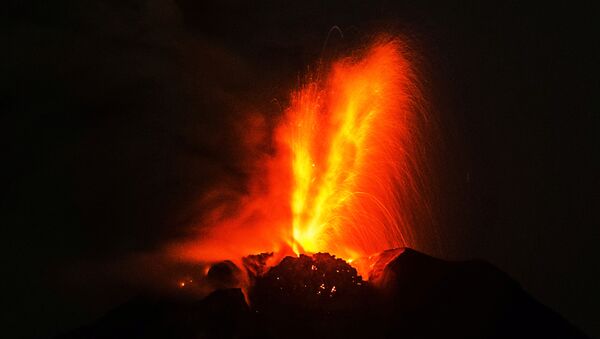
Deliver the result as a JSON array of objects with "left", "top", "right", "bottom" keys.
[
  {"left": 171, "top": 37, "right": 426, "bottom": 278},
  {"left": 282, "top": 40, "right": 419, "bottom": 262}
]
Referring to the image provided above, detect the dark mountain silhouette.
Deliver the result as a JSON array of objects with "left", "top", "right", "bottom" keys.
[{"left": 61, "top": 248, "right": 588, "bottom": 338}]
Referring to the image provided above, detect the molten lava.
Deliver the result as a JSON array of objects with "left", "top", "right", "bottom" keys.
[
  {"left": 173, "top": 37, "right": 427, "bottom": 279},
  {"left": 282, "top": 40, "right": 420, "bottom": 261}
]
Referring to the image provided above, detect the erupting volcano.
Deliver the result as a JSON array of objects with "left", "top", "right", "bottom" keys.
[
  {"left": 173, "top": 37, "right": 428, "bottom": 282},
  {"left": 63, "top": 35, "right": 590, "bottom": 339}
]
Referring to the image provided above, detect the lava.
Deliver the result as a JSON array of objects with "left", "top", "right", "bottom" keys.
[
  {"left": 172, "top": 37, "right": 427, "bottom": 279},
  {"left": 282, "top": 39, "right": 423, "bottom": 262}
]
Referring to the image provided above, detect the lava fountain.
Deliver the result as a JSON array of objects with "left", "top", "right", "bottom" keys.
[
  {"left": 284, "top": 39, "right": 424, "bottom": 261},
  {"left": 172, "top": 37, "right": 428, "bottom": 280}
]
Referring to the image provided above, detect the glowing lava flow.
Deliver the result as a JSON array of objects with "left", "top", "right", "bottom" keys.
[
  {"left": 282, "top": 39, "right": 422, "bottom": 262},
  {"left": 172, "top": 37, "right": 427, "bottom": 279}
]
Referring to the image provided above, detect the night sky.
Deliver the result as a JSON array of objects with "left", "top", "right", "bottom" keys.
[{"left": 4, "top": 1, "right": 598, "bottom": 337}]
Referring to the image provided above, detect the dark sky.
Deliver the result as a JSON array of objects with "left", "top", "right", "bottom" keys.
[{"left": 4, "top": 1, "right": 598, "bottom": 337}]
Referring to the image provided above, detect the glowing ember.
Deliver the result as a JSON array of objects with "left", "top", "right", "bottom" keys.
[
  {"left": 172, "top": 37, "right": 427, "bottom": 279},
  {"left": 249, "top": 252, "right": 367, "bottom": 311}
]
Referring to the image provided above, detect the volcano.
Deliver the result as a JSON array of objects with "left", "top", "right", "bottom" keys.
[
  {"left": 61, "top": 37, "right": 589, "bottom": 339},
  {"left": 57, "top": 36, "right": 589, "bottom": 339},
  {"left": 62, "top": 248, "right": 587, "bottom": 338}
]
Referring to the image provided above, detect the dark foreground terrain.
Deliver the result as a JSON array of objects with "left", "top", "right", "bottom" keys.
[{"left": 62, "top": 249, "right": 588, "bottom": 338}]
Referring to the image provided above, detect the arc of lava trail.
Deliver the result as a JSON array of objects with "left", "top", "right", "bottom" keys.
[{"left": 281, "top": 38, "right": 423, "bottom": 261}]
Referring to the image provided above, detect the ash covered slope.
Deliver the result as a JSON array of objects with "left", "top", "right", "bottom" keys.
[{"left": 61, "top": 249, "right": 588, "bottom": 339}]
